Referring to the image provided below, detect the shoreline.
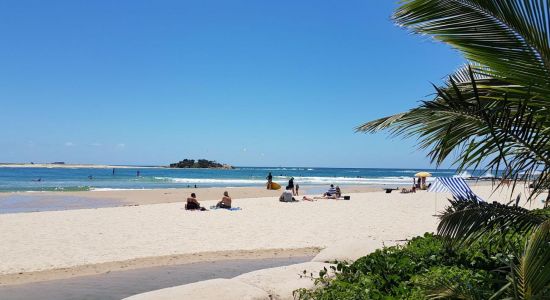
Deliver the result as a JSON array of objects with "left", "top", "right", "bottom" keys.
[{"left": 0, "top": 247, "right": 320, "bottom": 286}]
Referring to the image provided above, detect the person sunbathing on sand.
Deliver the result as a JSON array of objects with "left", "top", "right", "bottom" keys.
[
  {"left": 216, "top": 191, "right": 232, "bottom": 209},
  {"left": 302, "top": 196, "right": 316, "bottom": 201},
  {"left": 315, "top": 194, "right": 337, "bottom": 200},
  {"left": 186, "top": 193, "right": 206, "bottom": 211}
]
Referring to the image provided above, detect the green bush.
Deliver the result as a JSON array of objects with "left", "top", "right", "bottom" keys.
[
  {"left": 411, "top": 266, "right": 495, "bottom": 299},
  {"left": 294, "top": 233, "right": 518, "bottom": 300}
]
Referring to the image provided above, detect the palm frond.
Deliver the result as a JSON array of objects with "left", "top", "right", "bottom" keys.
[
  {"left": 357, "top": 67, "right": 550, "bottom": 200},
  {"left": 426, "top": 278, "right": 492, "bottom": 300},
  {"left": 394, "top": 0, "right": 550, "bottom": 95},
  {"left": 512, "top": 220, "right": 550, "bottom": 299},
  {"left": 437, "top": 199, "right": 550, "bottom": 245}
]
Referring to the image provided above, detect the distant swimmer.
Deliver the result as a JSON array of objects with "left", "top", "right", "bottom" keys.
[
  {"left": 137, "top": 170, "right": 140, "bottom": 177},
  {"left": 33, "top": 178, "right": 42, "bottom": 182},
  {"left": 88, "top": 175, "right": 93, "bottom": 180},
  {"left": 112, "top": 168, "right": 115, "bottom": 175}
]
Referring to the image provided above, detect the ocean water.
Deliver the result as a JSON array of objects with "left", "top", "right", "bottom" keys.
[{"left": 0, "top": 167, "right": 487, "bottom": 192}]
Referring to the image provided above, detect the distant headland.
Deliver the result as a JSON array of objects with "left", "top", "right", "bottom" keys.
[{"left": 169, "top": 159, "right": 234, "bottom": 169}]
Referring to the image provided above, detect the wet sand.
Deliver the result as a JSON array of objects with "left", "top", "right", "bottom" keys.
[
  {"left": 0, "top": 248, "right": 319, "bottom": 286},
  {"left": 0, "top": 256, "right": 312, "bottom": 300}
]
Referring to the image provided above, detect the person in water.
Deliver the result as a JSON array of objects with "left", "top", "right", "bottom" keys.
[
  {"left": 216, "top": 191, "right": 232, "bottom": 209},
  {"left": 266, "top": 172, "right": 273, "bottom": 189},
  {"left": 185, "top": 193, "right": 205, "bottom": 210}
]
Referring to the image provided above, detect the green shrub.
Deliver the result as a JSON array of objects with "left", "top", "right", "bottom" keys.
[
  {"left": 411, "top": 266, "right": 495, "bottom": 299},
  {"left": 294, "top": 233, "right": 515, "bottom": 300}
]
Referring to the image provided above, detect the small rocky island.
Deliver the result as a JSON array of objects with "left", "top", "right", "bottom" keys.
[{"left": 169, "top": 159, "right": 234, "bottom": 169}]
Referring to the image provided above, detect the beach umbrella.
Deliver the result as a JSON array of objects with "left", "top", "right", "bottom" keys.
[{"left": 415, "top": 171, "right": 432, "bottom": 177}]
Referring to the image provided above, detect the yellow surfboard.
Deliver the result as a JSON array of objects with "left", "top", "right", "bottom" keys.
[{"left": 269, "top": 182, "right": 281, "bottom": 190}]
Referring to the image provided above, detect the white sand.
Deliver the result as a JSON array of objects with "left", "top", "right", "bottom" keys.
[{"left": 0, "top": 183, "right": 544, "bottom": 280}]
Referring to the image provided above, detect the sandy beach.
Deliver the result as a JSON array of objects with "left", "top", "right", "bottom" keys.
[
  {"left": 0, "top": 183, "right": 545, "bottom": 286},
  {"left": 0, "top": 186, "right": 378, "bottom": 207}
]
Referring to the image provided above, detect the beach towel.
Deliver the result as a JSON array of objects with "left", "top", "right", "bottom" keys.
[{"left": 209, "top": 205, "right": 242, "bottom": 211}]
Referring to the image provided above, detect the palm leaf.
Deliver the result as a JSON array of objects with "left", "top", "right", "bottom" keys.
[
  {"left": 437, "top": 199, "right": 550, "bottom": 245},
  {"left": 512, "top": 220, "right": 550, "bottom": 299},
  {"left": 394, "top": 0, "right": 550, "bottom": 95},
  {"left": 357, "top": 67, "right": 550, "bottom": 200}
]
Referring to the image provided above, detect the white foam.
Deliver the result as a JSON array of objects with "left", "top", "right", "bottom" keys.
[
  {"left": 481, "top": 171, "right": 495, "bottom": 178},
  {"left": 91, "top": 188, "right": 154, "bottom": 191},
  {"left": 154, "top": 175, "right": 432, "bottom": 186},
  {"left": 454, "top": 171, "right": 473, "bottom": 178},
  {"left": 154, "top": 177, "right": 266, "bottom": 184}
]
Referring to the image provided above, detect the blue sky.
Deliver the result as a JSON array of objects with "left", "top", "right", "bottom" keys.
[{"left": 0, "top": 0, "right": 464, "bottom": 168}]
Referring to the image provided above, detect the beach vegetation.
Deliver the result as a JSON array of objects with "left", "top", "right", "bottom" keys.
[
  {"left": 295, "top": 198, "right": 550, "bottom": 299},
  {"left": 294, "top": 233, "right": 500, "bottom": 299}
]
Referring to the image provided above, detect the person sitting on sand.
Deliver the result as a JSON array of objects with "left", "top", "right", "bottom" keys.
[
  {"left": 279, "top": 186, "right": 297, "bottom": 202},
  {"left": 186, "top": 193, "right": 206, "bottom": 210},
  {"left": 324, "top": 184, "right": 337, "bottom": 197},
  {"left": 335, "top": 186, "right": 341, "bottom": 198},
  {"left": 216, "top": 191, "right": 232, "bottom": 209}
]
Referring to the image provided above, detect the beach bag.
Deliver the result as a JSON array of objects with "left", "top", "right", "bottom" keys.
[{"left": 344, "top": 196, "right": 350, "bottom": 200}]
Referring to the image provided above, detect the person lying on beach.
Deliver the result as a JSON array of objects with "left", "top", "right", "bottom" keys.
[
  {"left": 185, "top": 193, "right": 206, "bottom": 211},
  {"left": 216, "top": 191, "right": 232, "bottom": 209},
  {"left": 279, "top": 186, "right": 297, "bottom": 202},
  {"left": 314, "top": 194, "right": 338, "bottom": 200},
  {"left": 302, "top": 196, "right": 316, "bottom": 201}
]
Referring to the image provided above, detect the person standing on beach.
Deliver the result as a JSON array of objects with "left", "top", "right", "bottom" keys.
[
  {"left": 266, "top": 172, "right": 273, "bottom": 189},
  {"left": 288, "top": 177, "right": 295, "bottom": 195},
  {"left": 295, "top": 184, "right": 300, "bottom": 196}
]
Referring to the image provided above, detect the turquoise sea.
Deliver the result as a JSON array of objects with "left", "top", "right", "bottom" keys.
[{"left": 0, "top": 166, "right": 490, "bottom": 192}]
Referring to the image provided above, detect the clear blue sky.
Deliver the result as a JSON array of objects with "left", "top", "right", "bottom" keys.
[{"left": 0, "top": 0, "right": 464, "bottom": 168}]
